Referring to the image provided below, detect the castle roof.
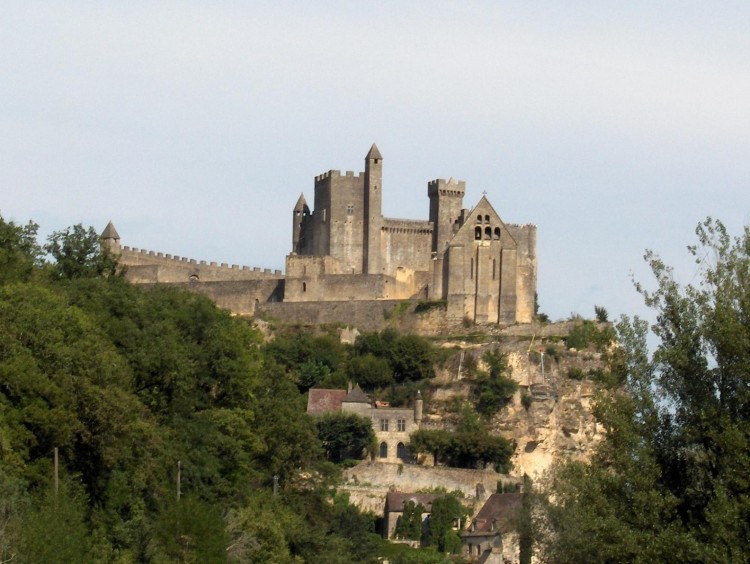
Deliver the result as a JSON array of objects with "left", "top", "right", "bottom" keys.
[
  {"left": 366, "top": 143, "right": 382, "bottom": 160},
  {"left": 101, "top": 221, "right": 120, "bottom": 240},
  {"left": 294, "top": 193, "right": 308, "bottom": 210},
  {"left": 306, "top": 388, "right": 347, "bottom": 415},
  {"left": 342, "top": 384, "right": 371, "bottom": 404}
]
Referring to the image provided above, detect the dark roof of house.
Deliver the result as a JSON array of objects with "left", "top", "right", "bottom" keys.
[
  {"left": 384, "top": 492, "right": 439, "bottom": 513},
  {"left": 463, "top": 493, "right": 522, "bottom": 536},
  {"left": 342, "top": 384, "right": 371, "bottom": 404},
  {"left": 306, "top": 389, "right": 347, "bottom": 415}
]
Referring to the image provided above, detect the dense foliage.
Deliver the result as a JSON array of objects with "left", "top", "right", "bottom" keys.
[
  {"left": 316, "top": 412, "right": 375, "bottom": 463},
  {"left": 424, "top": 494, "right": 468, "bottom": 553},
  {"left": 534, "top": 218, "right": 750, "bottom": 562},
  {"left": 394, "top": 500, "right": 425, "bottom": 540},
  {"left": 470, "top": 350, "right": 518, "bottom": 418},
  {"left": 0, "top": 216, "right": 384, "bottom": 562},
  {"left": 410, "top": 407, "right": 513, "bottom": 472}
]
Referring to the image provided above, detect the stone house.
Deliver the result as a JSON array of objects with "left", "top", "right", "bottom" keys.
[
  {"left": 306, "top": 385, "right": 423, "bottom": 464},
  {"left": 383, "top": 492, "right": 438, "bottom": 540},
  {"left": 462, "top": 493, "right": 522, "bottom": 563}
]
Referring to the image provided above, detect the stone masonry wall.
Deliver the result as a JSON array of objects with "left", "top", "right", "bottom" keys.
[
  {"left": 120, "top": 247, "right": 281, "bottom": 283},
  {"left": 340, "top": 462, "right": 512, "bottom": 514}
]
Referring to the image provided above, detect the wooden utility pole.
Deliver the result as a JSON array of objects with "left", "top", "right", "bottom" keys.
[{"left": 53, "top": 447, "right": 59, "bottom": 497}]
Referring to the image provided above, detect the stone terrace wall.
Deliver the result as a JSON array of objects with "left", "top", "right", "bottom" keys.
[
  {"left": 340, "top": 461, "right": 514, "bottom": 514},
  {"left": 257, "top": 299, "right": 413, "bottom": 332}
]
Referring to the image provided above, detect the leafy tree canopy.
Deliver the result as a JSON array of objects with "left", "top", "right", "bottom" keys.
[{"left": 535, "top": 218, "right": 750, "bottom": 562}]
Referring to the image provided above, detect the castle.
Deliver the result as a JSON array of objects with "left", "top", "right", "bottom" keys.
[{"left": 103, "top": 144, "right": 537, "bottom": 325}]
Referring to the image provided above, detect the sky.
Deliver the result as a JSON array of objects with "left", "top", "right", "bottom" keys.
[{"left": 2, "top": 2, "right": 749, "bottom": 324}]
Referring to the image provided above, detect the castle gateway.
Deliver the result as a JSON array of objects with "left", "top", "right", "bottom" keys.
[
  {"left": 105, "top": 144, "right": 536, "bottom": 325},
  {"left": 286, "top": 144, "right": 536, "bottom": 324}
]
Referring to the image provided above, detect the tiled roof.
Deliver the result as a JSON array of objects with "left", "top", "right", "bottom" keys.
[
  {"left": 384, "top": 492, "right": 439, "bottom": 513},
  {"left": 306, "top": 389, "right": 347, "bottom": 414},
  {"left": 342, "top": 384, "right": 371, "bottom": 404},
  {"left": 465, "top": 493, "right": 522, "bottom": 535}
]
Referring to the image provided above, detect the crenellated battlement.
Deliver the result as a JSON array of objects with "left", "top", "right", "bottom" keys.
[
  {"left": 314, "top": 169, "right": 364, "bottom": 182},
  {"left": 428, "top": 177, "right": 466, "bottom": 198},
  {"left": 382, "top": 217, "right": 433, "bottom": 235},
  {"left": 119, "top": 245, "right": 282, "bottom": 282}
]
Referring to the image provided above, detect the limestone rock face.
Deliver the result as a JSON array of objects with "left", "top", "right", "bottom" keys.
[
  {"left": 427, "top": 322, "right": 610, "bottom": 479},
  {"left": 495, "top": 378, "right": 603, "bottom": 478}
]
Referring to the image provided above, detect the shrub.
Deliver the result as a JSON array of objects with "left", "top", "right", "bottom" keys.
[
  {"left": 565, "top": 320, "right": 616, "bottom": 351},
  {"left": 567, "top": 367, "right": 586, "bottom": 380},
  {"left": 415, "top": 300, "right": 447, "bottom": 314},
  {"left": 521, "top": 392, "right": 533, "bottom": 410}
]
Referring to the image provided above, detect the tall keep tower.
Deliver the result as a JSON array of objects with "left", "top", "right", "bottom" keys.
[
  {"left": 363, "top": 144, "right": 383, "bottom": 274},
  {"left": 428, "top": 178, "right": 465, "bottom": 256},
  {"left": 100, "top": 221, "right": 121, "bottom": 253}
]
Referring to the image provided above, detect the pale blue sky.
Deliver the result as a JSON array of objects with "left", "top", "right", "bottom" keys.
[{"left": 2, "top": 2, "right": 749, "bottom": 322}]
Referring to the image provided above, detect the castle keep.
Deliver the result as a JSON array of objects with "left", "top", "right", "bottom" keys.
[{"left": 104, "top": 144, "right": 537, "bottom": 325}]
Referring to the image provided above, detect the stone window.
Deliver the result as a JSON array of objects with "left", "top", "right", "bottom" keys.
[
  {"left": 379, "top": 442, "right": 388, "bottom": 458},
  {"left": 397, "top": 442, "right": 407, "bottom": 459},
  {"left": 302, "top": 282, "right": 307, "bottom": 292},
  {"left": 347, "top": 204, "right": 354, "bottom": 215},
  {"left": 493, "top": 259, "right": 496, "bottom": 280},
  {"left": 476, "top": 214, "right": 482, "bottom": 223},
  {"left": 494, "top": 227, "right": 501, "bottom": 240},
  {"left": 475, "top": 226, "right": 481, "bottom": 240},
  {"left": 484, "top": 226, "right": 492, "bottom": 240},
  {"left": 484, "top": 214, "right": 490, "bottom": 223},
  {"left": 470, "top": 258, "right": 474, "bottom": 279},
  {"left": 397, "top": 419, "right": 406, "bottom": 432},
  {"left": 380, "top": 419, "right": 389, "bottom": 432}
]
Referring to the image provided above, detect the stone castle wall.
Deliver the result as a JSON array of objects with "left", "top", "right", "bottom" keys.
[
  {"left": 380, "top": 218, "right": 433, "bottom": 277},
  {"left": 256, "top": 299, "right": 413, "bottom": 332},
  {"left": 136, "top": 279, "right": 283, "bottom": 316},
  {"left": 120, "top": 246, "right": 281, "bottom": 283}
]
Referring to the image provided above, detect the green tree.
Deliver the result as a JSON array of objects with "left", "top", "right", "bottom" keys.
[
  {"left": 347, "top": 353, "right": 393, "bottom": 390},
  {"left": 472, "top": 350, "right": 517, "bottom": 418},
  {"left": 394, "top": 500, "right": 425, "bottom": 540},
  {"left": 536, "top": 218, "right": 750, "bottom": 562},
  {"left": 151, "top": 495, "right": 228, "bottom": 563},
  {"left": 425, "top": 494, "right": 467, "bottom": 553},
  {"left": 45, "top": 224, "right": 120, "bottom": 279},
  {"left": 316, "top": 412, "right": 375, "bottom": 463},
  {"left": 0, "top": 214, "right": 41, "bottom": 285},
  {"left": 17, "top": 481, "right": 95, "bottom": 563},
  {"left": 355, "top": 329, "right": 435, "bottom": 383}
]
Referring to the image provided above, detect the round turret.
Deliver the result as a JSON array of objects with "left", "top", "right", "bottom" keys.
[
  {"left": 100, "top": 221, "right": 121, "bottom": 253},
  {"left": 414, "top": 389, "right": 423, "bottom": 425}
]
